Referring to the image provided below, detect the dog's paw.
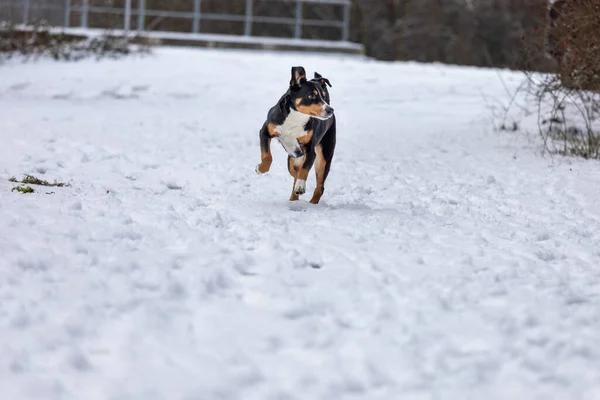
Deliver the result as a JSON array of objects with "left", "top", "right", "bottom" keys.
[
  {"left": 294, "top": 179, "right": 306, "bottom": 195},
  {"left": 255, "top": 164, "right": 267, "bottom": 175}
]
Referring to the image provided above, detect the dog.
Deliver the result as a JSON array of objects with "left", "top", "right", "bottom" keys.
[{"left": 255, "top": 66, "right": 336, "bottom": 204}]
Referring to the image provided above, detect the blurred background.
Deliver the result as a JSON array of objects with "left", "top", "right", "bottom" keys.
[{"left": 0, "top": 0, "right": 552, "bottom": 70}]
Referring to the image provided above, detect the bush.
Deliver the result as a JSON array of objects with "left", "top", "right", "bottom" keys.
[
  {"left": 545, "top": 0, "right": 600, "bottom": 92},
  {"left": 0, "top": 20, "right": 151, "bottom": 63},
  {"left": 529, "top": 77, "right": 600, "bottom": 159},
  {"left": 503, "top": 0, "right": 600, "bottom": 160}
]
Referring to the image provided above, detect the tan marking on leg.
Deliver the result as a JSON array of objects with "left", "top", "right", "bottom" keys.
[
  {"left": 296, "top": 164, "right": 311, "bottom": 183},
  {"left": 310, "top": 144, "right": 326, "bottom": 204},
  {"left": 257, "top": 137, "right": 273, "bottom": 174},
  {"left": 288, "top": 155, "right": 304, "bottom": 178},
  {"left": 297, "top": 130, "right": 313, "bottom": 146},
  {"left": 268, "top": 123, "right": 280, "bottom": 137},
  {"left": 289, "top": 176, "right": 299, "bottom": 201},
  {"left": 257, "top": 150, "right": 272, "bottom": 174},
  {"left": 287, "top": 157, "right": 297, "bottom": 178}
]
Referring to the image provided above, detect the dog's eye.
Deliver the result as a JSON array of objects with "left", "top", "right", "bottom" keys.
[{"left": 308, "top": 93, "right": 316, "bottom": 100}]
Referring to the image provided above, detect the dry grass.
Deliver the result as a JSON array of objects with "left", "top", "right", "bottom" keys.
[{"left": 9, "top": 174, "right": 70, "bottom": 187}]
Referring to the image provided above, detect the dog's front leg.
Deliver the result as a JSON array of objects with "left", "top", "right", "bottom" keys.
[{"left": 256, "top": 123, "right": 279, "bottom": 174}]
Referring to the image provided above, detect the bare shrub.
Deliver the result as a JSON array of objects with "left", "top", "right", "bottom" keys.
[
  {"left": 523, "top": 70, "right": 600, "bottom": 159},
  {"left": 506, "top": 0, "right": 600, "bottom": 159},
  {"left": 0, "top": 20, "right": 151, "bottom": 63}
]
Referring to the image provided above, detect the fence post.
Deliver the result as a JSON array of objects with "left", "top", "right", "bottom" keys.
[
  {"left": 138, "top": 0, "right": 145, "bottom": 31},
  {"left": 124, "top": 0, "right": 131, "bottom": 31},
  {"left": 294, "top": 0, "right": 302, "bottom": 39},
  {"left": 22, "top": 0, "right": 30, "bottom": 25},
  {"left": 342, "top": 1, "right": 350, "bottom": 41},
  {"left": 244, "top": 0, "right": 252, "bottom": 36},
  {"left": 81, "top": 0, "right": 88, "bottom": 28},
  {"left": 192, "top": 0, "right": 201, "bottom": 33},
  {"left": 64, "top": 0, "right": 71, "bottom": 27}
]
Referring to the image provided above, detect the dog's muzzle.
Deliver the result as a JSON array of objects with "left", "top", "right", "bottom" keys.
[{"left": 318, "top": 105, "right": 334, "bottom": 119}]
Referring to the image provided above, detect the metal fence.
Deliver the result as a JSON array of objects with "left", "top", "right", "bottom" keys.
[{"left": 1, "top": 0, "right": 352, "bottom": 41}]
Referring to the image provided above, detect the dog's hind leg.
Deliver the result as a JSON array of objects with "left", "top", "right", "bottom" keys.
[
  {"left": 309, "top": 144, "right": 327, "bottom": 204},
  {"left": 288, "top": 154, "right": 305, "bottom": 201},
  {"left": 310, "top": 125, "right": 336, "bottom": 204},
  {"left": 256, "top": 123, "right": 279, "bottom": 174},
  {"left": 292, "top": 149, "right": 316, "bottom": 199},
  {"left": 287, "top": 148, "right": 315, "bottom": 201}
]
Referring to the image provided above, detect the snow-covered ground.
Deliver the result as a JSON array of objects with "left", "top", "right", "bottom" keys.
[{"left": 1, "top": 47, "right": 600, "bottom": 400}]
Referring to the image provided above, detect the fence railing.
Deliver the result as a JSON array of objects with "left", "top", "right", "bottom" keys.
[{"left": 3, "top": 0, "right": 352, "bottom": 42}]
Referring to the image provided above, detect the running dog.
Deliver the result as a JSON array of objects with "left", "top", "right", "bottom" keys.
[{"left": 255, "top": 66, "right": 336, "bottom": 204}]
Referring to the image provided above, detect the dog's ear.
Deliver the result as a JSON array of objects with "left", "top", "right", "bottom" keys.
[
  {"left": 313, "top": 72, "right": 332, "bottom": 89},
  {"left": 290, "top": 66, "right": 307, "bottom": 89}
]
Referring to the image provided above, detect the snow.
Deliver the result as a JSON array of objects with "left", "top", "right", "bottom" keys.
[{"left": 1, "top": 47, "right": 600, "bottom": 400}]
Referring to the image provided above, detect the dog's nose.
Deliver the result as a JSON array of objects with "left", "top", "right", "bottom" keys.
[{"left": 325, "top": 106, "right": 334, "bottom": 115}]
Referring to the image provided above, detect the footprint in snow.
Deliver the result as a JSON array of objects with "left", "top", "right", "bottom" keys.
[
  {"left": 68, "top": 351, "right": 92, "bottom": 371},
  {"left": 168, "top": 92, "right": 197, "bottom": 99},
  {"left": 299, "top": 261, "right": 322, "bottom": 269},
  {"left": 535, "top": 232, "right": 551, "bottom": 241},
  {"left": 142, "top": 163, "right": 159, "bottom": 170},
  {"left": 99, "top": 88, "right": 139, "bottom": 100},
  {"left": 9, "top": 82, "right": 30, "bottom": 91},
  {"left": 131, "top": 84, "right": 150, "bottom": 93},
  {"left": 535, "top": 249, "right": 556, "bottom": 262},
  {"left": 52, "top": 92, "right": 72, "bottom": 100},
  {"left": 287, "top": 202, "right": 309, "bottom": 212},
  {"left": 164, "top": 181, "right": 183, "bottom": 190}
]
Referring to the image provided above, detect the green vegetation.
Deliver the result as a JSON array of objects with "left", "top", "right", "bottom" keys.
[{"left": 11, "top": 185, "right": 35, "bottom": 194}]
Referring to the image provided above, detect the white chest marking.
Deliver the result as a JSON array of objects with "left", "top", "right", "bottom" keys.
[{"left": 275, "top": 110, "right": 310, "bottom": 155}]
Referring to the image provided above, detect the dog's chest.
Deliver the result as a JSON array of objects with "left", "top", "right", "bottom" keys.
[{"left": 275, "top": 110, "right": 310, "bottom": 152}]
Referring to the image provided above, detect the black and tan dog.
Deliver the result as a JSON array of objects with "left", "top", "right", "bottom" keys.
[{"left": 255, "top": 66, "right": 336, "bottom": 204}]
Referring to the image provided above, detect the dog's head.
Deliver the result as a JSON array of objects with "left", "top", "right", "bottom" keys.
[
  {"left": 287, "top": 66, "right": 334, "bottom": 120},
  {"left": 311, "top": 71, "right": 332, "bottom": 104}
]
